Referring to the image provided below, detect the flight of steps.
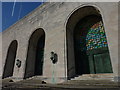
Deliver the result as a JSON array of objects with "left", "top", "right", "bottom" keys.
[
  {"left": 25, "top": 76, "right": 43, "bottom": 81},
  {"left": 71, "top": 74, "right": 114, "bottom": 81}
]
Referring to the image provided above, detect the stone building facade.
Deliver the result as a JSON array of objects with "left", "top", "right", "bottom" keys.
[{"left": 1, "top": 2, "right": 119, "bottom": 83}]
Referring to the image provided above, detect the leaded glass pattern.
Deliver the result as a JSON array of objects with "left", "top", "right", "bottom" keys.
[{"left": 74, "top": 15, "right": 108, "bottom": 52}]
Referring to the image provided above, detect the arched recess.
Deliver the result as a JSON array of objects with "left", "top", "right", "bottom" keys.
[
  {"left": 66, "top": 6, "right": 113, "bottom": 79},
  {"left": 2, "top": 40, "right": 18, "bottom": 79},
  {"left": 24, "top": 28, "right": 45, "bottom": 79}
]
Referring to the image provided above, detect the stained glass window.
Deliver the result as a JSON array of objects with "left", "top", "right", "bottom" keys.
[{"left": 74, "top": 15, "right": 108, "bottom": 52}]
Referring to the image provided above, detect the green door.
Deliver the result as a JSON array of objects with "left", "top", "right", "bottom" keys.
[
  {"left": 94, "top": 52, "right": 113, "bottom": 73},
  {"left": 74, "top": 15, "right": 113, "bottom": 75}
]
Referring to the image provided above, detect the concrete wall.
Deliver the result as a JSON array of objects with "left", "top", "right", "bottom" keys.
[{"left": 1, "top": 2, "right": 119, "bottom": 83}]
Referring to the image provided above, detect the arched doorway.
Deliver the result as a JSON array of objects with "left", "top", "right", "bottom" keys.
[
  {"left": 74, "top": 15, "right": 113, "bottom": 75},
  {"left": 66, "top": 6, "right": 113, "bottom": 79},
  {"left": 24, "top": 28, "right": 45, "bottom": 79},
  {"left": 2, "top": 40, "right": 18, "bottom": 79}
]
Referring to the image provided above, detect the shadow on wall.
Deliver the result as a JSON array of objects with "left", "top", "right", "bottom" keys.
[
  {"left": 2, "top": 40, "right": 18, "bottom": 79},
  {"left": 24, "top": 28, "right": 45, "bottom": 79}
]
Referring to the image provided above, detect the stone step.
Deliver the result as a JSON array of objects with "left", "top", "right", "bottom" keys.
[
  {"left": 25, "top": 75, "right": 45, "bottom": 81},
  {"left": 71, "top": 74, "right": 114, "bottom": 81},
  {"left": 82, "top": 74, "right": 114, "bottom": 77},
  {"left": 62, "top": 80, "right": 118, "bottom": 86}
]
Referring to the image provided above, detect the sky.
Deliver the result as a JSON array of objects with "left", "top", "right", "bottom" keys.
[
  {"left": 1, "top": 1, "right": 119, "bottom": 32},
  {"left": 2, "top": 2, "right": 43, "bottom": 32}
]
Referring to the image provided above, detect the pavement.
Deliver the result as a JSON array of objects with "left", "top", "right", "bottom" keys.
[{"left": 1, "top": 77, "right": 120, "bottom": 90}]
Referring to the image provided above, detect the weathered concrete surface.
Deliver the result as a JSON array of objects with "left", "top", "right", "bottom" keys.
[
  {"left": 1, "top": 77, "right": 120, "bottom": 90},
  {"left": 1, "top": 2, "right": 119, "bottom": 83}
]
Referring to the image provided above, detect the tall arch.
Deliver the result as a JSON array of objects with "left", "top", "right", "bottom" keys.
[
  {"left": 2, "top": 40, "right": 18, "bottom": 79},
  {"left": 24, "top": 28, "right": 45, "bottom": 79},
  {"left": 66, "top": 6, "right": 113, "bottom": 79}
]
